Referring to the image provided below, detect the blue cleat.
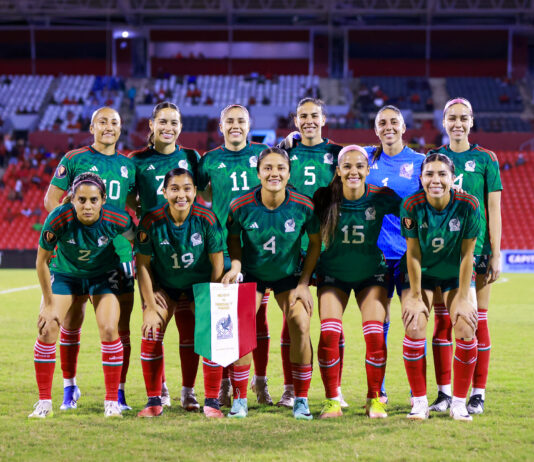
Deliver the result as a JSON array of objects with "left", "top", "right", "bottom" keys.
[
  {"left": 293, "top": 397, "right": 313, "bottom": 420},
  {"left": 227, "top": 398, "right": 248, "bottom": 418},
  {"left": 60, "top": 385, "right": 81, "bottom": 410},
  {"left": 118, "top": 389, "right": 132, "bottom": 411}
]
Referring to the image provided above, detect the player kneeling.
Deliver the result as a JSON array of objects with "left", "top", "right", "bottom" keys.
[
  {"left": 136, "top": 168, "right": 226, "bottom": 418},
  {"left": 29, "top": 173, "right": 135, "bottom": 418},
  {"left": 400, "top": 154, "right": 480, "bottom": 422},
  {"left": 222, "top": 147, "right": 321, "bottom": 420},
  {"left": 314, "top": 145, "right": 402, "bottom": 419}
]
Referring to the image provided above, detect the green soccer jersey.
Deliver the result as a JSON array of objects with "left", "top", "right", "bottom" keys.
[
  {"left": 285, "top": 138, "right": 342, "bottom": 251},
  {"left": 227, "top": 187, "right": 320, "bottom": 282},
  {"left": 40, "top": 203, "right": 134, "bottom": 278},
  {"left": 51, "top": 146, "right": 136, "bottom": 210},
  {"left": 197, "top": 142, "right": 268, "bottom": 245},
  {"left": 130, "top": 145, "right": 201, "bottom": 216},
  {"left": 317, "top": 184, "right": 402, "bottom": 282},
  {"left": 136, "top": 203, "right": 225, "bottom": 291},
  {"left": 400, "top": 189, "right": 481, "bottom": 280},
  {"left": 429, "top": 144, "right": 502, "bottom": 255}
]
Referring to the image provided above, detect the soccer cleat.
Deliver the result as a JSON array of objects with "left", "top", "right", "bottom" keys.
[
  {"left": 228, "top": 398, "right": 248, "bottom": 418},
  {"left": 293, "top": 397, "right": 313, "bottom": 420},
  {"left": 138, "top": 397, "right": 163, "bottom": 418},
  {"left": 181, "top": 388, "right": 200, "bottom": 412},
  {"left": 118, "top": 389, "right": 132, "bottom": 411},
  {"left": 218, "top": 378, "right": 232, "bottom": 408},
  {"left": 319, "top": 399, "right": 342, "bottom": 419},
  {"left": 104, "top": 400, "right": 122, "bottom": 418},
  {"left": 161, "top": 383, "right": 171, "bottom": 408},
  {"left": 379, "top": 391, "right": 388, "bottom": 405},
  {"left": 429, "top": 391, "right": 452, "bottom": 412},
  {"left": 339, "top": 391, "right": 349, "bottom": 408},
  {"left": 366, "top": 396, "right": 388, "bottom": 419},
  {"left": 407, "top": 397, "right": 429, "bottom": 420},
  {"left": 29, "top": 400, "right": 53, "bottom": 419},
  {"left": 60, "top": 385, "right": 81, "bottom": 410},
  {"left": 276, "top": 389, "right": 295, "bottom": 408},
  {"left": 203, "top": 398, "right": 224, "bottom": 418},
  {"left": 450, "top": 401, "right": 473, "bottom": 421},
  {"left": 251, "top": 376, "right": 273, "bottom": 405},
  {"left": 466, "top": 394, "right": 485, "bottom": 415}
]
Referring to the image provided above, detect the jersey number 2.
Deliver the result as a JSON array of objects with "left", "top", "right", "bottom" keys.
[{"left": 78, "top": 249, "right": 91, "bottom": 261}]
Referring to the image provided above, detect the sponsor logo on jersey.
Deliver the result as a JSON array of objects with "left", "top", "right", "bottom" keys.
[
  {"left": 178, "top": 160, "right": 188, "bottom": 169},
  {"left": 465, "top": 160, "right": 476, "bottom": 172},
  {"left": 55, "top": 165, "right": 67, "bottom": 179},
  {"left": 374, "top": 273, "right": 385, "bottom": 283},
  {"left": 98, "top": 236, "right": 109, "bottom": 247},
  {"left": 90, "top": 166, "right": 98, "bottom": 172},
  {"left": 290, "top": 155, "right": 298, "bottom": 161},
  {"left": 191, "top": 233, "right": 203, "bottom": 246},
  {"left": 248, "top": 222, "right": 259, "bottom": 229},
  {"left": 137, "top": 230, "right": 149, "bottom": 243},
  {"left": 284, "top": 218, "right": 296, "bottom": 233},
  {"left": 120, "top": 166, "right": 128, "bottom": 178},
  {"left": 44, "top": 231, "right": 57, "bottom": 244},
  {"left": 249, "top": 156, "right": 258, "bottom": 168},
  {"left": 419, "top": 222, "right": 428, "bottom": 229},
  {"left": 402, "top": 217, "right": 415, "bottom": 230},
  {"left": 365, "top": 207, "right": 376, "bottom": 221},
  {"left": 324, "top": 275, "right": 335, "bottom": 283},
  {"left": 399, "top": 162, "right": 414, "bottom": 179},
  {"left": 371, "top": 163, "right": 378, "bottom": 170},
  {"left": 449, "top": 218, "right": 461, "bottom": 232},
  {"left": 218, "top": 162, "right": 226, "bottom": 169},
  {"left": 160, "top": 239, "right": 170, "bottom": 245},
  {"left": 216, "top": 314, "right": 233, "bottom": 340},
  {"left": 323, "top": 153, "right": 334, "bottom": 165},
  {"left": 477, "top": 260, "right": 487, "bottom": 269},
  {"left": 147, "top": 165, "right": 155, "bottom": 171},
  {"left": 67, "top": 239, "right": 76, "bottom": 244}
]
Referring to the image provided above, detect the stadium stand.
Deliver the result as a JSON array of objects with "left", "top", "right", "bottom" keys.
[{"left": 0, "top": 75, "right": 53, "bottom": 120}]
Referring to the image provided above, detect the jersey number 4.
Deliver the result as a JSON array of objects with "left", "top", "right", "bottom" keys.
[{"left": 263, "top": 236, "right": 276, "bottom": 254}]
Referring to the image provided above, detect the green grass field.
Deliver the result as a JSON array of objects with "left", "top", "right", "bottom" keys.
[{"left": 1, "top": 269, "right": 533, "bottom": 461}]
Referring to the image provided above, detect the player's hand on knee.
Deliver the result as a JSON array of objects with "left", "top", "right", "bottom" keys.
[
  {"left": 142, "top": 305, "right": 165, "bottom": 339},
  {"left": 290, "top": 283, "right": 313, "bottom": 316},
  {"left": 277, "top": 131, "right": 300, "bottom": 150},
  {"left": 402, "top": 296, "right": 428, "bottom": 332},
  {"left": 153, "top": 290, "right": 169, "bottom": 310},
  {"left": 37, "top": 308, "right": 59, "bottom": 337},
  {"left": 451, "top": 297, "right": 477, "bottom": 332}
]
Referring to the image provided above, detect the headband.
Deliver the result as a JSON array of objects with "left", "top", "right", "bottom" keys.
[
  {"left": 443, "top": 98, "right": 473, "bottom": 116},
  {"left": 72, "top": 179, "right": 104, "bottom": 193},
  {"left": 338, "top": 144, "right": 368, "bottom": 163}
]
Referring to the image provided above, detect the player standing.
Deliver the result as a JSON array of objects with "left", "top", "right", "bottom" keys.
[
  {"left": 197, "top": 104, "right": 272, "bottom": 406},
  {"left": 365, "top": 105, "right": 425, "bottom": 402},
  {"left": 427, "top": 98, "right": 502, "bottom": 414},
  {"left": 30, "top": 173, "right": 134, "bottom": 418},
  {"left": 43, "top": 107, "right": 136, "bottom": 411},
  {"left": 400, "top": 153, "right": 481, "bottom": 421},
  {"left": 129, "top": 101, "right": 202, "bottom": 410},
  {"left": 313, "top": 145, "right": 401, "bottom": 419},
  {"left": 277, "top": 97, "right": 344, "bottom": 408},
  {"left": 222, "top": 147, "right": 321, "bottom": 420},
  {"left": 135, "top": 168, "right": 225, "bottom": 418}
]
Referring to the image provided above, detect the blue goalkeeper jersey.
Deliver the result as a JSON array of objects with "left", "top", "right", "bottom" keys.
[{"left": 365, "top": 145, "right": 425, "bottom": 260}]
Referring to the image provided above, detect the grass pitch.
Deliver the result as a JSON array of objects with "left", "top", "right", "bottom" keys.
[{"left": 1, "top": 269, "right": 533, "bottom": 461}]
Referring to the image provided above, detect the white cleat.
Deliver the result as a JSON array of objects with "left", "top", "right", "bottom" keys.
[
  {"left": 29, "top": 400, "right": 53, "bottom": 419},
  {"left": 407, "top": 397, "right": 429, "bottom": 420},
  {"left": 181, "top": 388, "right": 200, "bottom": 411},
  {"left": 450, "top": 401, "right": 473, "bottom": 422},
  {"left": 251, "top": 376, "right": 273, "bottom": 405},
  {"left": 276, "top": 389, "right": 295, "bottom": 408},
  {"left": 104, "top": 400, "right": 123, "bottom": 418},
  {"left": 161, "top": 383, "right": 171, "bottom": 408}
]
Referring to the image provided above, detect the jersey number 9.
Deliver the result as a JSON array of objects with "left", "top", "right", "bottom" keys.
[{"left": 432, "top": 237, "right": 444, "bottom": 253}]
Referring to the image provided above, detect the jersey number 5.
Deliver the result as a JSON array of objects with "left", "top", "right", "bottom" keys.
[{"left": 304, "top": 166, "right": 316, "bottom": 185}]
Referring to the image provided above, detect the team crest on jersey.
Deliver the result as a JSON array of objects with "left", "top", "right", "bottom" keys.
[
  {"left": 120, "top": 166, "right": 128, "bottom": 178},
  {"left": 449, "top": 218, "right": 461, "bottom": 232},
  {"left": 137, "top": 230, "right": 149, "bottom": 243},
  {"left": 216, "top": 314, "right": 233, "bottom": 340},
  {"left": 399, "top": 163, "right": 414, "bottom": 179},
  {"left": 365, "top": 207, "right": 376, "bottom": 221},
  {"left": 55, "top": 165, "right": 67, "bottom": 179},
  {"left": 249, "top": 156, "right": 258, "bottom": 168},
  {"left": 191, "top": 233, "right": 203, "bottom": 246},
  {"left": 178, "top": 160, "right": 188, "bottom": 169},
  {"left": 284, "top": 218, "right": 296, "bottom": 233},
  {"left": 465, "top": 160, "right": 476, "bottom": 172},
  {"left": 324, "top": 153, "right": 334, "bottom": 165},
  {"left": 402, "top": 217, "right": 415, "bottom": 230},
  {"left": 44, "top": 231, "right": 57, "bottom": 244},
  {"left": 98, "top": 236, "right": 109, "bottom": 247}
]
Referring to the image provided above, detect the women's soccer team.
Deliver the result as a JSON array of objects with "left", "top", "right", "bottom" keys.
[{"left": 29, "top": 95, "right": 502, "bottom": 422}]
